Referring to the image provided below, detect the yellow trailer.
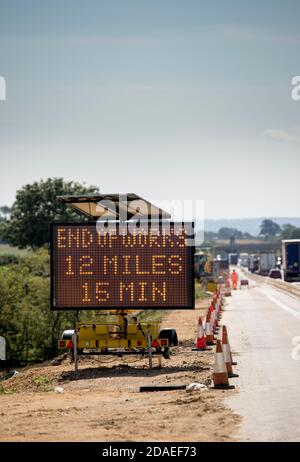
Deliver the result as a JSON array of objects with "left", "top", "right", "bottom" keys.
[{"left": 58, "top": 311, "right": 178, "bottom": 369}]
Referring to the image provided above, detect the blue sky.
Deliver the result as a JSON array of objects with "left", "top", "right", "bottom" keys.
[{"left": 0, "top": 0, "right": 300, "bottom": 218}]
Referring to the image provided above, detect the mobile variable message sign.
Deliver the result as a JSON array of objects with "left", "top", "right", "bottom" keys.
[{"left": 51, "top": 222, "right": 194, "bottom": 309}]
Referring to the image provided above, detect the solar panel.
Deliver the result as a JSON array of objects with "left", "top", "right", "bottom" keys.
[{"left": 57, "top": 193, "right": 171, "bottom": 221}]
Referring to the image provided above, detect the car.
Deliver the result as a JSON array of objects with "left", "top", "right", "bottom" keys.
[{"left": 268, "top": 269, "right": 282, "bottom": 279}]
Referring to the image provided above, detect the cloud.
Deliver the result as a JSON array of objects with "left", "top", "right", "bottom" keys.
[{"left": 263, "top": 127, "right": 300, "bottom": 142}]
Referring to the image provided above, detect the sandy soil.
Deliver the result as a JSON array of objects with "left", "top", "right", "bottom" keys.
[{"left": 0, "top": 300, "right": 241, "bottom": 441}]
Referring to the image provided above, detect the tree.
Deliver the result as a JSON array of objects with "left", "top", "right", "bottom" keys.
[
  {"left": 0, "top": 248, "right": 99, "bottom": 365},
  {"left": 0, "top": 249, "right": 79, "bottom": 364},
  {"left": 0, "top": 206, "right": 11, "bottom": 243},
  {"left": 280, "top": 223, "right": 300, "bottom": 240},
  {"left": 0, "top": 206, "right": 11, "bottom": 221},
  {"left": 290, "top": 228, "right": 300, "bottom": 239},
  {"left": 243, "top": 232, "right": 254, "bottom": 239},
  {"left": 0, "top": 206, "right": 11, "bottom": 238},
  {"left": 202, "top": 231, "right": 218, "bottom": 245},
  {"left": 1, "top": 178, "right": 98, "bottom": 248},
  {"left": 259, "top": 219, "right": 281, "bottom": 239},
  {"left": 217, "top": 227, "right": 243, "bottom": 240},
  {"left": 281, "top": 224, "right": 296, "bottom": 240}
]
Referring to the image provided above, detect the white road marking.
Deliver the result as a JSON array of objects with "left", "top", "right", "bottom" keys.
[{"left": 258, "top": 287, "right": 300, "bottom": 320}]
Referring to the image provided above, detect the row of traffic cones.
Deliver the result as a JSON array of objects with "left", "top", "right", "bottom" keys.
[
  {"left": 193, "top": 287, "right": 238, "bottom": 389},
  {"left": 194, "top": 289, "right": 223, "bottom": 350}
]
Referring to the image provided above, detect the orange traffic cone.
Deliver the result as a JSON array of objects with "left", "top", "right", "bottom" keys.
[
  {"left": 223, "top": 325, "right": 237, "bottom": 366},
  {"left": 217, "top": 305, "right": 222, "bottom": 322},
  {"left": 219, "top": 291, "right": 224, "bottom": 307},
  {"left": 219, "top": 291, "right": 223, "bottom": 305},
  {"left": 209, "top": 305, "right": 214, "bottom": 324},
  {"left": 213, "top": 293, "right": 217, "bottom": 305},
  {"left": 212, "top": 301, "right": 221, "bottom": 331},
  {"left": 212, "top": 309, "right": 219, "bottom": 333},
  {"left": 222, "top": 326, "right": 239, "bottom": 378},
  {"left": 205, "top": 312, "right": 214, "bottom": 345},
  {"left": 224, "top": 279, "right": 231, "bottom": 297},
  {"left": 208, "top": 300, "right": 217, "bottom": 329},
  {"left": 215, "top": 297, "right": 221, "bottom": 320},
  {"left": 212, "top": 340, "right": 235, "bottom": 389},
  {"left": 193, "top": 317, "right": 208, "bottom": 351}
]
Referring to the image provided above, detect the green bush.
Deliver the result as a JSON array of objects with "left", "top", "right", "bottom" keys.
[
  {"left": 0, "top": 254, "right": 20, "bottom": 266},
  {"left": 0, "top": 249, "right": 80, "bottom": 365}
]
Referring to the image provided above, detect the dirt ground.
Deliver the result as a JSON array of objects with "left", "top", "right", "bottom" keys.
[{"left": 0, "top": 299, "right": 241, "bottom": 442}]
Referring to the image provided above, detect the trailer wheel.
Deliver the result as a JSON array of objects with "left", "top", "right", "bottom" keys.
[
  {"left": 68, "top": 348, "right": 83, "bottom": 362},
  {"left": 163, "top": 347, "right": 171, "bottom": 359},
  {"left": 159, "top": 328, "right": 178, "bottom": 347}
]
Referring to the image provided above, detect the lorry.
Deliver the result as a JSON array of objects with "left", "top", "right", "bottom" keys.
[
  {"left": 228, "top": 253, "right": 238, "bottom": 265},
  {"left": 257, "top": 252, "right": 276, "bottom": 276},
  {"left": 249, "top": 254, "right": 259, "bottom": 273},
  {"left": 282, "top": 239, "right": 300, "bottom": 282},
  {"left": 239, "top": 253, "right": 249, "bottom": 268}
]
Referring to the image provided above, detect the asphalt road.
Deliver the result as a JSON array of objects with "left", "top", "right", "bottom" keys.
[{"left": 223, "top": 269, "right": 300, "bottom": 442}]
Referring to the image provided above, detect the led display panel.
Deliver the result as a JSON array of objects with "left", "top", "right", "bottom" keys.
[{"left": 51, "top": 222, "right": 194, "bottom": 309}]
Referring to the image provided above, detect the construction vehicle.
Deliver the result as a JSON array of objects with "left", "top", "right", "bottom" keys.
[
  {"left": 204, "top": 256, "right": 213, "bottom": 275},
  {"left": 194, "top": 250, "right": 208, "bottom": 279},
  {"left": 213, "top": 255, "right": 229, "bottom": 278},
  {"left": 201, "top": 256, "right": 217, "bottom": 292},
  {"left": 55, "top": 193, "right": 182, "bottom": 368},
  {"left": 198, "top": 251, "right": 228, "bottom": 292}
]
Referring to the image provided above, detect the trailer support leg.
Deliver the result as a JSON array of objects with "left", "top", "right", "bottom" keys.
[
  {"left": 147, "top": 328, "right": 153, "bottom": 369},
  {"left": 158, "top": 354, "right": 162, "bottom": 369},
  {"left": 73, "top": 332, "right": 78, "bottom": 375}
]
